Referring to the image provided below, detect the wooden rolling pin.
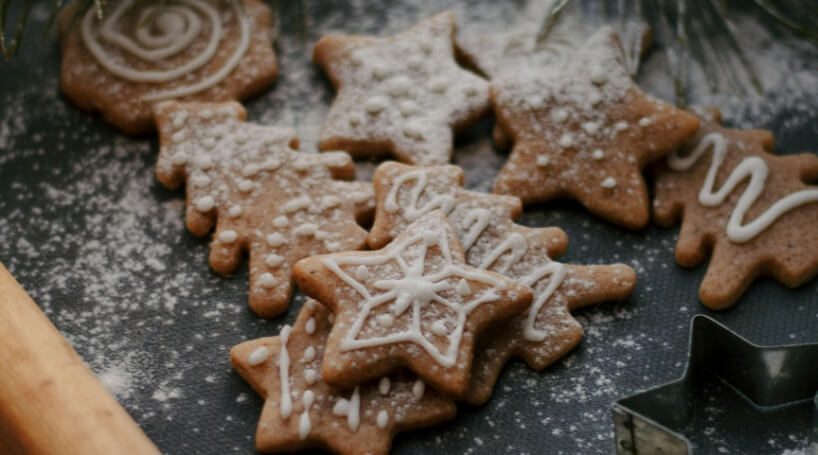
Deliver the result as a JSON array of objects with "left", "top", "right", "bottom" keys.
[{"left": 0, "top": 263, "right": 159, "bottom": 454}]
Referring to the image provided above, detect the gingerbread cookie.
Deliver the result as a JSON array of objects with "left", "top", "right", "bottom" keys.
[
  {"left": 292, "top": 211, "right": 532, "bottom": 397},
  {"left": 654, "top": 119, "right": 818, "bottom": 309},
  {"left": 367, "top": 162, "right": 637, "bottom": 404},
  {"left": 313, "top": 12, "right": 490, "bottom": 165},
  {"left": 491, "top": 27, "right": 699, "bottom": 229},
  {"left": 155, "top": 101, "right": 374, "bottom": 317},
  {"left": 60, "top": 0, "right": 277, "bottom": 135},
  {"left": 231, "top": 300, "right": 455, "bottom": 455}
]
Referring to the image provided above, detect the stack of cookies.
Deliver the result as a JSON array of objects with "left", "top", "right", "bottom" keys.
[{"left": 60, "top": 3, "right": 818, "bottom": 453}]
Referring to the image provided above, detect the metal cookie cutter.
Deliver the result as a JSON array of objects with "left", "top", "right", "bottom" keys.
[{"left": 612, "top": 315, "right": 818, "bottom": 454}]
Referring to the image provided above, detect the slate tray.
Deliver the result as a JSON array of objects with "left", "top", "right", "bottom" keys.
[{"left": 1, "top": 1, "right": 817, "bottom": 453}]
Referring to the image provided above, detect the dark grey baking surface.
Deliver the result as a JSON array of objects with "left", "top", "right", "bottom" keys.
[{"left": 1, "top": 1, "right": 817, "bottom": 453}]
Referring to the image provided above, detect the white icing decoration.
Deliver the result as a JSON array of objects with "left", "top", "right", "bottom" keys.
[
  {"left": 354, "top": 265, "right": 369, "bottom": 281},
  {"left": 194, "top": 195, "right": 214, "bottom": 212},
  {"left": 299, "top": 390, "right": 314, "bottom": 440},
  {"left": 592, "top": 149, "right": 605, "bottom": 160},
  {"left": 378, "top": 377, "right": 391, "bottom": 395},
  {"left": 430, "top": 320, "right": 448, "bottom": 336},
  {"left": 265, "top": 254, "right": 285, "bottom": 268},
  {"left": 477, "top": 232, "right": 528, "bottom": 275},
  {"left": 218, "top": 230, "right": 237, "bottom": 243},
  {"left": 332, "top": 398, "right": 349, "bottom": 416},
  {"left": 376, "top": 410, "right": 389, "bottom": 429},
  {"left": 279, "top": 325, "right": 293, "bottom": 419},
  {"left": 304, "top": 368, "right": 318, "bottom": 385},
  {"left": 266, "top": 233, "right": 286, "bottom": 247},
  {"left": 228, "top": 205, "right": 243, "bottom": 218},
  {"left": 455, "top": 279, "right": 471, "bottom": 296},
  {"left": 81, "top": 0, "right": 252, "bottom": 102},
  {"left": 412, "top": 379, "right": 425, "bottom": 400},
  {"left": 365, "top": 97, "right": 389, "bottom": 114},
  {"left": 375, "top": 314, "right": 394, "bottom": 328},
  {"left": 384, "top": 170, "right": 455, "bottom": 219},
  {"left": 347, "top": 387, "right": 361, "bottom": 432},
  {"left": 303, "top": 346, "right": 316, "bottom": 362},
  {"left": 247, "top": 346, "right": 269, "bottom": 366},
  {"left": 520, "top": 263, "right": 568, "bottom": 342},
  {"left": 281, "top": 196, "right": 312, "bottom": 214},
  {"left": 273, "top": 216, "right": 289, "bottom": 228},
  {"left": 259, "top": 273, "right": 276, "bottom": 289},
  {"left": 305, "top": 317, "right": 316, "bottom": 335},
  {"left": 461, "top": 208, "right": 491, "bottom": 250},
  {"left": 321, "top": 226, "right": 507, "bottom": 367},
  {"left": 295, "top": 224, "right": 319, "bottom": 237},
  {"left": 668, "top": 132, "right": 818, "bottom": 243}
]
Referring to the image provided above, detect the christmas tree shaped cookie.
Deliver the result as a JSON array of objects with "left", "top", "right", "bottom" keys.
[
  {"left": 60, "top": 0, "right": 278, "bottom": 134},
  {"left": 491, "top": 27, "right": 699, "bottom": 229},
  {"left": 293, "top": 211, "right": 532, "bottom": 397},
  {"left": 313, "top": 12, "right": 490, "bottom": 165},
  {"left": 368, "top": 162, "right": 636, "bottom": 404},
  {"left": 654, "top": 119, "right": 818, "bottom": 309},
  {"left": 155, "top": 101, "right": 374, "bottom": 317},
  {"left": 231, "top": 300, "right": 455, "bottom": 455}
]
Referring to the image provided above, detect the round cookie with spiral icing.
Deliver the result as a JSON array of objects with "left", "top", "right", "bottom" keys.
[
  {"left": 59, "top": 0, "right": 277, "bottom": 135},
  {"left": 654, "top": 119, "right": 818, "bottom": 309},
  {"left": 231, "top": 300, "right": 455, "bottom": 455},
  {"left": 313, "top": 11, "right": 490, "bottom": 165}
]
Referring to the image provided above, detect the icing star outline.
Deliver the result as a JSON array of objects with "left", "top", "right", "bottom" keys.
[{"left": 293, "top": 211, "right": 532, "bottom": 397}]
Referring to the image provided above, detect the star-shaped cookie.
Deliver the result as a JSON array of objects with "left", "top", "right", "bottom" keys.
[
  {"left": 155, "top": 101, "right": 374, "bottom": 317},
  {"left": 60, "top": 0, "right": 277, "bottom": 135},
  {"left": 367, "top": 162, "right": 637, "bottom": 404},
  {"left": 292, "top": 211, "right": 532, "bottom": 397},
  {"left": 654, "top": 119, "right": 818, "bottom": 309},
  {"left": 231, "top": 300, "right": 455, "bottom": 455},
  {"left": 313, "top": 12, "right": 490, "bottom": 165},
  {"left": 491, "top": 27, "right": 700, "bottom": 229}
]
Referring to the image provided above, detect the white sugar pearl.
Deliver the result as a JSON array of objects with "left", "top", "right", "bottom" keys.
[
  {"left": 590, "top": 67, "right": 608, "bottom": 85},
  {"left": 305, "top": 318, "right": 316, "bottom": 334},
  {"left": 170, "top": 152, "right": 188, "bottom": 166},
  {"left": 304, "top": 369, "right": 318, "bottom": 385},
  {"left": 266, "top": 232, "right": 286, "bottom": 247},
  {"left": 639, "top": 116, "right": 654, "bottom": 127},
  {"left": 228, "top": 205, "right": 243, "bottom": 218},
  {"left": 238, "top": 180, "right": 254, "bottom": 193},
  {"left": 430, "top": 320, "right": 448, "bottom": 336},
  {"left": 191, "top": 174, "right": 211, "bottom": 187},
  {"left": 218, "top": 230, "right": 238, "bottom": 243},
  {"left": 365, "top": 97, "right": 389, "bottom": 115},
  {"left": 536, "top": 155, "right": 550, "bottom": 167},
  {"left": 429, "top": 78, "right": 447, "bottom": 94},
  {"left": 376, "top": 314, "right": 394, "bottom": 328},
  {"left": 195, "top": 155, "right": 213, "bottom": 170},
  {"left": 321, "top": 196, "right": 341, "bottom": 210},
  {"left": 399, "top": 100, "right": 418, "bottom": 116},
  {"left": 372, "top": 63, "right": 390, "bottom": 79},
  {"left": 194, "top": 196, "right": 215, "bottom": 212},
  {"left": 171, "top": 112, "right": 187, "bottom": 129},
  {"left": 333, "top": 399, "right": 349, "bottom": 416},
  {"left": 412, "top": 380, "right": 425, "bottom": 399},
  {"left": 592, "top": 149, "right": 605, "bottom": 160},
  {"left": 559, "top": 133, "right": 575, "bottom": 148},
  {"left": 261, "top": 158, "right": 281, "bottom": 171},
  {"left": 303, "top": 346, "right": 316, "bottom": 362},
  {"left": 247, "top": 346, "right": 269, "bottom": 366},
  {"left": 389, "top": 76, "right": 412, "bottom": 97},
  {"left": 615, "top": 121, "right": 629, "bottom": 132},
  {"left": 295, "top": 224, "right": 318, "bottom": 237},
  {"left": 403, "top": 122, "right": 424, "bottom": 140},
  {"left": 242, "top": 164, "right": 259, "bottom": 177},
  {"left": 273, "top": 216, "right": 289, "bottom": 228},
  {"left": 601, "top": 177, "right": 617, "bottom": 189},
  {"left": 258, "top": 273, "right": 276, "bottom": 289},
  {"left": 378, "top": 377, "right": 391, "bottom": 395},
  {"left": 265, "top": 254, "right": 284, "bottom": 268},
  {"left": 551, "top": 108, "right": 568, "bottom": 123},
  {"left": 582, "top": 122, "right": 600, "bottom": 135},
  {"left": 172, "top": 131, "right": 186, "bottom": 143},
  {"left": 376, "top": 410, "right": 389, "bottom": 428},
  {"left": 355, "top": 265, "right": 369, "bottom": 281}
]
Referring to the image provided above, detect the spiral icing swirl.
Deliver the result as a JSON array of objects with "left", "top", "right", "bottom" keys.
[{"left": 81, "top": 0, "right": 251, "bottom": 102}]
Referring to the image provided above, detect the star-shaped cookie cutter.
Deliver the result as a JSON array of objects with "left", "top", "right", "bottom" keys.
[{"left": 612, "top": 315, "right": 818, "bottom": 454}]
